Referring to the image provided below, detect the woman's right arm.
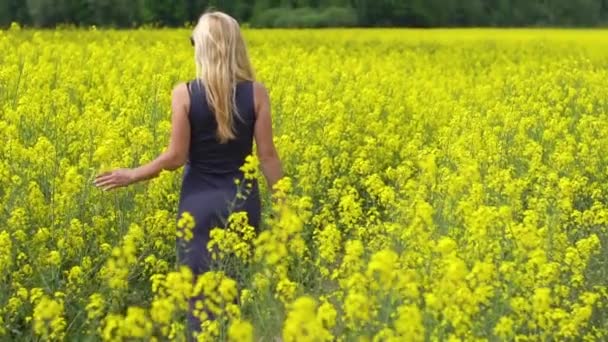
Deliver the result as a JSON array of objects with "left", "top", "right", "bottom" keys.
[{"left": 253, "top": 82, "right": 283, "bottom": 191}]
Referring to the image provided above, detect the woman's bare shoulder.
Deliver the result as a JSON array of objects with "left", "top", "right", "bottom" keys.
[
  {"left": 253, "top": 81, "right": 270, "bottom": 107},
  {"left": 172, "top": 82, "right": 189, "bottom": 98},
  {"left": 171, "top": 82, "right": 190, "bottom": 112},
  {"left": 252, "top": 81, "right": 268, "bottom": 95}
]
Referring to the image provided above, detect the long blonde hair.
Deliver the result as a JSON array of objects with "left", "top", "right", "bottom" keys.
[{"left": 192, "top": 11, "right": 255, "bottom": 143}]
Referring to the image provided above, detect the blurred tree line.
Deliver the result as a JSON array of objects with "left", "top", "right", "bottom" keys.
[{"left": 1, "top": 0, "right": 608, "bottom": 28}]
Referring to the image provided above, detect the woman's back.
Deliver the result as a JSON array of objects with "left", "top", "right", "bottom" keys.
[
  {"left": 94, "top": 11, "right": 282, "bottom": 341},
  {"left": 177, "top": 79, "right": 261, "bottom": 339},
  {"left": 186, "top": 79, "right": 255, "bottom": 175}
]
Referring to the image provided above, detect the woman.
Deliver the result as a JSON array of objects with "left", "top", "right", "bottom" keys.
[{"left": 94, "top": 10, "right": 283, "bottom": 339}]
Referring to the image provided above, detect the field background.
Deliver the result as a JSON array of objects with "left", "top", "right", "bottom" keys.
[{"left": 1, "top": 28, "right": 608, "bottom": 341}]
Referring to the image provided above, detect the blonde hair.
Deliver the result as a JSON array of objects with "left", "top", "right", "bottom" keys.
[{"left": 192, "top": 11, "right": 255, "bottom": 143}]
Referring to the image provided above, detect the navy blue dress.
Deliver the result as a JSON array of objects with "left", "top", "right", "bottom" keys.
[{"left": 176, "top": 79, "right": 261, "bottom": 336}]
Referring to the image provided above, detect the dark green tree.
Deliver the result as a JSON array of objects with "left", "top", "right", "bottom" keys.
[
  {"left": 1, "top": 0, "right": 608, "bottom": 28},
  {"left": 0, "top": 0, "right": 30, "bottom": 26}
]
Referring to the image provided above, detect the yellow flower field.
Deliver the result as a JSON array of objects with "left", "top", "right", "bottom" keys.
[{"left": 1, "top": 26, "right": 608, "bottom": 341}]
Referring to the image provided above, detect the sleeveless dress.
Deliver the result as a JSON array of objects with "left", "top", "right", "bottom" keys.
[{"left": 176, "top": 79, "right": 261, "bottom": 337}]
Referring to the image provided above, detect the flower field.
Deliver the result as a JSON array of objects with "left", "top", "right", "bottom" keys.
[{"left": 1, "top": 26, "right": 608, "bottom": 341}]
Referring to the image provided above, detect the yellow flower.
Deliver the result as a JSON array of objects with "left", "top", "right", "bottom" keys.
[
  {"left": 30, "top": 288, "right": 44, "bottom": 304},
  {"left": 436, "top": 237, "right": 457, "bottom": 256},
  {"left": 283, "top": 296, "right": 332, "bottom": 342},
  {"left": 240, "top": 289, "right": 253, "bottom": 305},
  {"left": 0, "top": 231, "right": 12, "bottom": 277},
  {"left": 239, "top": 154, "right": 259, "bottom": 180},
  {"left": 102, "top": 313, "right": 122, "bottom": 341},
  {"left": 366, "top": 249, "right": 399, "bottom": 290},
  {"left": 33, "top": 295, "right": 66, "bottom": 341},
  {"left": 228, "top": 319, "right": 254, "bottom": 342},
  {"left": 208, "top": 211, "right": 257, "bottom": 262},
  {"left": 493, "top": 316, "right": 514, "bottom": 340},
  {"left": 47, "top": 250, "right": 61, "bottom": 266},
  {"left": 344, "top": 291, "right": 371, "bottom": 328},
  {"left": 177, "top": 211, "right": 196, "bottom": 242},
  {"left": 394, "top": 304, "right": 424, "bottom": 341},
  {"left": 198, "top": 319, "right": 220, "bottom": 341},
  {"left": 123, "top": 306, "right": 153, "bottom": 338},
  {"left": 150, "top": 298, "right": 175, "bottom": 325},
  {"left": 532, "top": 287, "right": 552, "bottom": 313},
  {"left": 86, "top": 293, "right": 106, "bottom": 321},
  {"left": 317, "top": 300, "right": 337, "bottom": 329},
  {"left": 276, "top": 277, "right": 297, "bottom": 304},
  {"left": 66, "top": 265, "right": 84, "bottom": 291}
]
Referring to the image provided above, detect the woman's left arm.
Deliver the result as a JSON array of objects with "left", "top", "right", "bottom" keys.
[{"left": 94, "top": 83, "right": 191, "bottom": 191}]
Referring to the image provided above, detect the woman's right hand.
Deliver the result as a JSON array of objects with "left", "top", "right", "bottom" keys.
[{"left": 94, "top": 168, "right": 136, "bottom": 191}]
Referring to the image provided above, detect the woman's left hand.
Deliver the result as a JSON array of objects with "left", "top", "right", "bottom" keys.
[{"left": 94, "top": 168, "right": 136, "bottom": 191}]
